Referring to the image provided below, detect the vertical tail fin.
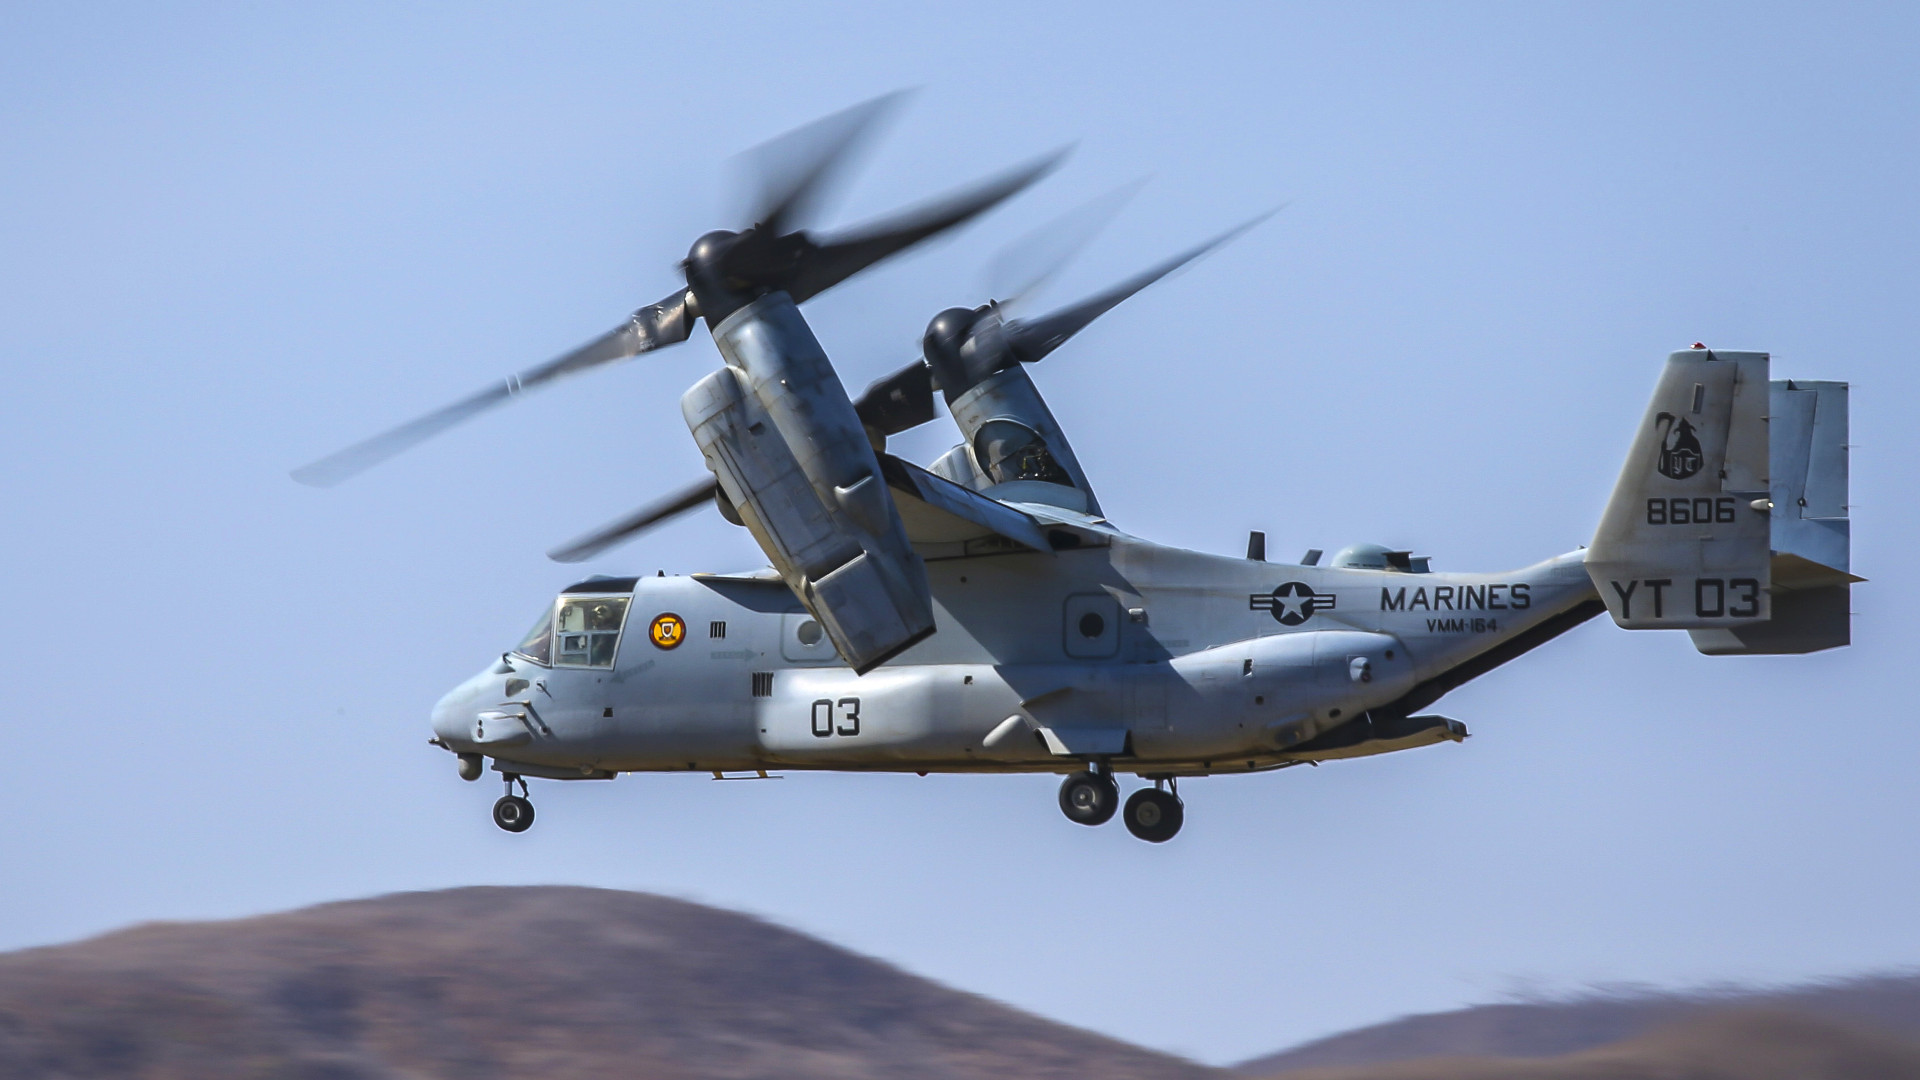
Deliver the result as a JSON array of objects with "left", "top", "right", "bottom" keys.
[
  {"left": 1587, "top": 349, "right": 1856, "bottom": 654},
  {"left": 1587, "top": 349, "right": 1774, "bottom": 630}
]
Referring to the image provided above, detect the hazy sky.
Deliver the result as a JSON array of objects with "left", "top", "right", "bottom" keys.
[{"left": 3, "top": 1, "right": 1917, "bottom": 1065}]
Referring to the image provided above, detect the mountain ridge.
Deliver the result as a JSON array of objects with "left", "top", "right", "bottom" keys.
[
  {"left": 0, "top": 885, "right": 1219, "bottom": 1080},
  {"left": 1237, "top": 970, "right": 1920, "bottom": 1076},
  {"left": 1254, "top": 1008, "right": 1920, "bottom": 1080},
  {"left": 8, "top": 886, "right": 1920, "bottom": 1079}
]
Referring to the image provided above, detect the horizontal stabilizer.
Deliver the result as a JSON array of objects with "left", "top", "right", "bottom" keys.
[{"left": 1689, "top": 573, "right": 1850, "bottom": 655}]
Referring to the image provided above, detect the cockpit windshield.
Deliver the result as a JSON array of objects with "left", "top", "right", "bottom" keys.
[
  {"left": 511, "top": 594, "right": 631, "bottom": 668},
  {"left": 972, "top": 419, "right": 1072, "bottom": 486},
  {"left": 513, "top": 608, "right": 553, "bottom": 666},
  {"left": 554, "top": 595, "right": 630, "bottom": 668}
]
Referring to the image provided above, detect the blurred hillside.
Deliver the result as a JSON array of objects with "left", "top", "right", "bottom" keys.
[
  {"left": 0, "top": 886, "right": 1214, "bottom": 1080},
  {"left": 6, "top": 886, "right": 1920, "bottom": 1079},
  {"left": 1255, "top": 1010, "right": 1920, "bottom": 1080},
  {"left": 1241, "top": 972, "right": 1920, "bottom": 1079}
]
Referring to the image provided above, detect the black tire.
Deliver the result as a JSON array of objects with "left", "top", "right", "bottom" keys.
[
  {"left": 1058, "top": 771, "right": 1119, "bottom": 826},
  {"left": 492, "top": 794, "right": 535, "bottom": 833},
  {"left": 1122, "top": 789, "right": 1183, "bottom": 843}
]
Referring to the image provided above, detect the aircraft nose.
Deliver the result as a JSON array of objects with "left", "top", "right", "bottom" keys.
[
  {"left": 430, "top": 688, "right": 468, "bottom": 745},
  {"left": 430, "top": 672, "right": 489, "bottom": 745}
]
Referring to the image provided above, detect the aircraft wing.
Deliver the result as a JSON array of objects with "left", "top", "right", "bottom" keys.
[{"left": 877, "top": 455, "right": 1052, "bottom": 554}]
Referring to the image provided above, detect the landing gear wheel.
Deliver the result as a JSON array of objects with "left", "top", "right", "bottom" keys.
[
  {"left": 1058, "top": 770, "right": 1118, "bottom": 826},
  {"left": 1123, "top": 788, "right": 1183, "bottom": 843},
  {"left": 493, "top": 795, "right": 535, "bottom": 833}
]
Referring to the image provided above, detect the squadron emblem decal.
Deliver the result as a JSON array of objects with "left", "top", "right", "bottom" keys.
[
  {"left": 1654, "top": 412, "right": 1704, "bottom": 480},
  {"left": 1250, "top": 582, "right": 1336, "bottom": 626},
  {"left": 648, "top": 613, "right": 686, "bottom": 649}
]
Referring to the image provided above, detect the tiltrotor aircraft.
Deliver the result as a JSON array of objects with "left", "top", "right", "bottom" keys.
[{"left": 296, "top": 96, "right": 1859, "bottom": 842}]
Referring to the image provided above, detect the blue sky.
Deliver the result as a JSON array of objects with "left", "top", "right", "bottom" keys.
[{"left": 3, "top": 1, "right": 1916, "bottom": 1064}]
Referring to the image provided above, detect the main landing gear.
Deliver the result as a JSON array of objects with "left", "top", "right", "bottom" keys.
[
  {"left": 1057, "top": 770, "right": 1184, "bottom": 842},
  {"left": 1058, "top": 770, "right": 1119, "bottom": 826},
  {"left": 1122, "top": 785, "right": 1183, "bottom": 843},
  {"left": 493, "top": 774, "right": 535, "bottom": 833}
]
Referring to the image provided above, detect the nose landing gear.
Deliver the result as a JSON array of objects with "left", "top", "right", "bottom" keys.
[{"left": 492, "top": 774, "right": 535, "bottom": 833}]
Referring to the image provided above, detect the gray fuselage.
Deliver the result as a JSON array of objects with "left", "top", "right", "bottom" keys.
[{"left": 430, "top": 527, "right": 1600, "bottom": 780}]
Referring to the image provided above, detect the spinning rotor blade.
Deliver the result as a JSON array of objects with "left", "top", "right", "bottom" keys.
[
  {"left": 547, "top": 476, "right": 721, "bottom": 564},
  {"left": 850, "top": 185, "right": 1145, "bottom": 443},
  {"left": 984, "top": 178, "right": 1146, "bottom": 311},
  {"left": 866, "top": 208, "right": 1280, "bottom": 443},
  {"left": 784, "top": 149, "right": 1069, "bottom": 304},
  {"left": 1004, "top": 208, "right": 1278, "bottom": 365},
  {"left": 741, "top": 91, "right": 908, "bottom": 236},
  {"left": 291, "top": 290, "right": 695, "bottom": 487},
  {"left": 294, "top": 97, "right": 1063, "bottom": 490}
]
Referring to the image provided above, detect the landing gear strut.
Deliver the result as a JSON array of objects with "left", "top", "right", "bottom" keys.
[
  {"left": 493, "top": 774, "right": 534, "bottom": 833},
  {"left": 1122, "top": 782, "right": 1183, "bottom": 843},
  {"left": 1058, "top": 769, "right": 1118, "bottom": 826}
]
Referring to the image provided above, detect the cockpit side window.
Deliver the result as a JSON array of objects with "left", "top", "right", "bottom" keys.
[
  {"left": 554, "top": 596, "right": 631, "bottom": 668},
  {"left": 972, "top": 419, "right": 1072, "bottom": 486},
  {"left": 512, "top": 608, "right": 554, "bottom": 666}
]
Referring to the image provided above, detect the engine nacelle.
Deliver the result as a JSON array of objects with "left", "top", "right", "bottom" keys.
[
  {"left": 683, "top": 294, "right": 935, "bottom": 674},
  {"left": 919, "top": 306, "right": 1101, "bottom": 515}
]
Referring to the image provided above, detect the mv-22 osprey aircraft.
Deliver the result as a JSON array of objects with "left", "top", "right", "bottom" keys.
[{"left": 296, "top": 96, "right": 1859, "bottom": 842}]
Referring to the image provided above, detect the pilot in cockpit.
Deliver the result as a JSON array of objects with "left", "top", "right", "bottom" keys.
[{"left": 972, "top": 418, "right": 1072, "bottom": 486}]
